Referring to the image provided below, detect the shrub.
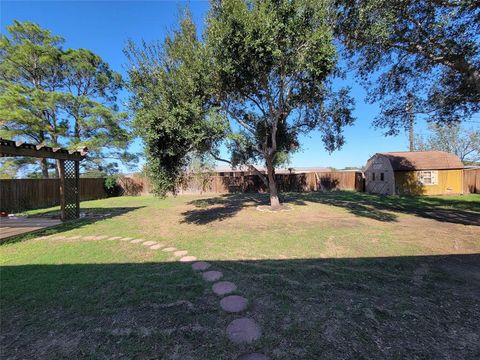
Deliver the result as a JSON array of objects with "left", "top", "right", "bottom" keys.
[{"left": 104, "top": 175, "right": 122, "bottom": 197}]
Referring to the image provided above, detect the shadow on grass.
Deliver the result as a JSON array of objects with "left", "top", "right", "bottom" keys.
[
  {"left": 0, "top": 206, "right": 145, "bottom": 245},
  {"left": 181, "top": 195, "right": 266, "bottom": 225},
  {"left": 1, "top": 254, "right": 479, "bottom": 359},
  {"left": 181, "top": 192, "right": 480, "bottom": 226}
]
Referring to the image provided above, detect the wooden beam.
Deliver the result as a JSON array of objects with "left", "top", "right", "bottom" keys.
[{"left": 0, "top": 143, "right": 84, "bottom": 160}]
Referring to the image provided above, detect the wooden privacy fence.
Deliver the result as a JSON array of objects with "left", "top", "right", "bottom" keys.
[
  {"left": 117, "top": 171, "right": 364, "bottom": 195},
  {"left": 0, "top": 178, "right": 106, "bottom": 213},
  {"left": 190, "top": 171, "right": 364, "bottom": 193},
  {"left": 463, "top": 169, "right": 480, "bottom": 194}
]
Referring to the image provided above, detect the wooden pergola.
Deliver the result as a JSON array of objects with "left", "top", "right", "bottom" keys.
[{"left": 0, "top": 138, "right": 87, "bottom": 221}]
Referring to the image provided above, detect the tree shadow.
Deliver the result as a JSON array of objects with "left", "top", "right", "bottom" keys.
[
  {"left": 290, "top": 192, "right": 480, "bottom": 226},
  {"left": 181, "top": 191, "right": 479, "bottom": 226},
  {"left": 1, "top": 254, "right": 479, "bottom": 359},
  {"left": 0, "top": 206, "right": 145, "bottom": 245},
  {"left": 182, "top": 192, "right": 397, "bottom": 224},
  {"left": 181, "top": 194, "right": 267, "bottom": 225}
]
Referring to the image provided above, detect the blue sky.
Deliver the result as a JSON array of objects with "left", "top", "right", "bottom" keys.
[{"left": 1, "top": 0, "right": 434, "bottom": 170}]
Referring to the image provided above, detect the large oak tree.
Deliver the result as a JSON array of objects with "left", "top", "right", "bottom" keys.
[
  {"left": 126, "top": 0, "right": 354, "bottom": 209},
  {"left": 336, "top": 0, "right": 479, "bottom": 135}
]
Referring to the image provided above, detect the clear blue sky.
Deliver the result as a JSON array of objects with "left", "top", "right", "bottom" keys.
[{"left": 1, "top": 0, "right": 431, "bottom": 170}]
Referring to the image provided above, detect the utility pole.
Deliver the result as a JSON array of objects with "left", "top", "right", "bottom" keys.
[{"left": 407, "top": 92, "right": 414, "bottom": 151}]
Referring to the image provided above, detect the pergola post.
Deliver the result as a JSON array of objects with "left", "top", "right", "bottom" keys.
[
  {"left": 58, "top": 159, "right": 66, "bottom": 221},
  {"left": 74, "top": 160, "right": 80, "bottom": 219},
  {"left": 59, "top": 159, "right": 81, "bottom": 221}
]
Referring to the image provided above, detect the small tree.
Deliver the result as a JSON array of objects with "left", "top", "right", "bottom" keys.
[
  {"left": 127, "top": 1, "right": 354, "bottom": 209},
  {"left": 414, "top": 123, "right": 480, "bottom": 164}
]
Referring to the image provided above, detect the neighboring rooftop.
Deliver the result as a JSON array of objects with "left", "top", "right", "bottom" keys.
[
  {"left": 378, "top": 151, "right": 464, "bottom": 171},
  {"left": 213, "top": 166, "right": 332, "bottom": 174}
]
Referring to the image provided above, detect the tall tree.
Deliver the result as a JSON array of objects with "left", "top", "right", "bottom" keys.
[
  {"left": 60, "top": 48, "right": 134, "bottom": 171},
  {"left": 0, "top": 21, "right": 65, "bottom": 177},
  {"left": 414, "top": 123, "right": 480, "bottom": 164},
  {"left": 0, "top": 21, "right": 134, "bottom": 177},
  {"left": 336, "top": 0, "right": 479, "bottom": 135},
  {"left": 126, "top": 1, "right": 354, "bottom": 209}
]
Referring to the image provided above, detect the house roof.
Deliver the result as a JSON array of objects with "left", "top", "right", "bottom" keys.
[{"left": 378, "top": 151, "right": 463, "bottom": 171}]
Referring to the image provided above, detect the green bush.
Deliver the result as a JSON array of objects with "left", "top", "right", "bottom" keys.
[{"left": 104, "top": 175, "right": 121, "bottom": 197}]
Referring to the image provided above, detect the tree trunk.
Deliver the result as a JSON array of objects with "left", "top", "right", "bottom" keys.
[
  {"left": 266, "top": 160, "right": 281, "bottom": 209},
  {"left": 40, "top": 158, "right": 49, "bottom": 178}
]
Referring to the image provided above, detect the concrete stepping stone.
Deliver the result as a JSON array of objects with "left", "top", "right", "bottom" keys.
[
  {"left": 94, "top": 235, "right": 108, "bottom": 240},
  {"left": 142, "top": 241, "right": 157, "bottom": 246},
  {"left": 68, "top": 235, "right": 82, "bottom": 240},
  {"left": 180, "top": 256, "right": 197, "bottom": 262},
  {"left": 202, "top": 271, "right": 223, "bottom": 282},
  {"left": 107, "top": 236, "right": 122, "bottom": 240},
  {"left": 130, "top": 239, "right": 144, "bottom": 244},
  {"left": 121, "top": 237, "right": 134, "bottom": 241},
  {"left": 162, "top": 247, "right": 176, "bottom": 252},
  {"left": 226, "top": 318, "right": 261, "bottom": 344},
  {"left": 220, "top": 295, "right": 248, "bottom": 313},
  {"left": 51, "top": 235, "right": 66, "bottom": 240},
  {"left": 237, "top": 353, "right": 269, "bottom": 360},
  {"left": 150, "top": 244, "right": 164, "bottom": 250},
  {"left": 83, "top": 235, "right": 96, "bottom": 240},
  {"left": 212, "top": 281, "right": 237, "bottom": 296},
  {"left": 192, "top": 261, "right": 211, "bottom": 271},
  {"left": 174, "top": 250, "right": 188, "bottom": 257}
]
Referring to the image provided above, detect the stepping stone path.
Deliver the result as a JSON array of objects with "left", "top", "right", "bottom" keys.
[
  {"left": 213, "top": 281, "right": 237, "bottom": 296},
  {"left": 237, "top": 354, "right": 269, "bottom": 360},
  {"left": 142, "top": 241, "right": 157, "bottom": 246},
  {"left": 150, "top": 244, "right": 164, "bottom": 250},
  {"left": 174, "top": 250, "right": 188, "bottom": 257},
  {"left": 192, "top": 261, "right": 211, "bottom": 271},
  {"left": 226, "top": 318, "right": 261, "bottom": 344},
  {"left": 180, "top": 256, "right": 197, "bottom": 262},
  {"left": 66, "top": 234, "right": 267, "bottom": 356},
  {"left": 162, "top": 247, "right": 176, "bottom": 252},
  {"left": 202, "top": 270, "right": 223, "bottom": 282},
  {"left": 220, "top": 295, "right": 248, "bottom": 313}
]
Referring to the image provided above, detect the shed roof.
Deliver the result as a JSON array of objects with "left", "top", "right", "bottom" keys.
[{"left": 378, "top": 151, "right": 463, "bottom": 171}]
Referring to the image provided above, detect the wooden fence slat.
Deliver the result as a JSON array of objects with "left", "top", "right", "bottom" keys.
[
  {"left": 463, "top": 169, "right": 480, "bottom": 194},
  {"left": 0, "top": 178, "right": 106, "bottom": 213},
  {"left": 118, "top": 171, "right": 364, "bottom": 195}
]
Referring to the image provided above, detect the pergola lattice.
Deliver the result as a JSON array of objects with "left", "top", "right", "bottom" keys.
[{"left": 0, "top": 138, "right": 87, "bottom": 221}]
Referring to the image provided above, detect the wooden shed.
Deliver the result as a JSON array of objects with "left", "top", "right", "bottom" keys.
[{"left": 365, "top": 151, "right": 464, "bottom": 195}]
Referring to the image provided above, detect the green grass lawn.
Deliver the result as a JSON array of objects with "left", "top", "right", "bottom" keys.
[{"left": 1, "top": 192, "right": 479, "bottom": 359}]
